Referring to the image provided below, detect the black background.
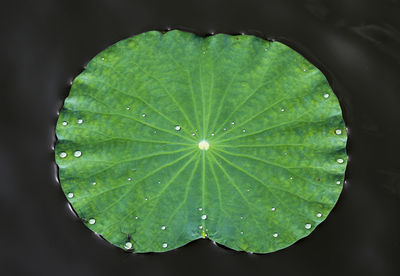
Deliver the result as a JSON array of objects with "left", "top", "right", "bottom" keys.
[{"left": 1, "top": 0, "right": 400, "bottom": 275}]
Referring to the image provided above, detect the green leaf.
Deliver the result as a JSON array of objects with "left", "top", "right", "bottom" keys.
[{"left": 55, "top": 30, "right": 347, "bottom": 253}]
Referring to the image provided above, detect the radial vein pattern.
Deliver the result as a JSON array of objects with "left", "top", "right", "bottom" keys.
[{"left": 55, "top": 30, "right": 347, "bottom": 253}]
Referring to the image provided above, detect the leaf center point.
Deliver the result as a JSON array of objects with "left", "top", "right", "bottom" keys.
[{"left": 198, "top": 140, "right": 210, "bottom": 151}]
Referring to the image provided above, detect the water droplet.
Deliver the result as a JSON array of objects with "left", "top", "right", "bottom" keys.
[
  {"left": 162, "top": 242, "right": 168, "bottom": 248},
  {"left": 141, "top": 113, "right": 146, "bottom": 117},
  {"left": 126, "top": 107, "right": 130, "bottom": 110},
  {"left": 290, "top": 177, "right": 294, "bottom": 180},
  {"left": 223, "top": 128, "right": 227, "bottom": 131},
  {"left": 240, "top": 216, "right": 243, "bottom": 219},
  {"left": 242, "top": 129, "right": 246, "bottom": 133},
  {"left": 175, "top": 125, "right": 181, "bottom": 131},
  {"left": 199, "top": 225, "right": 203, "bottom": 229},
  {"left": 271, "top": 207, "right": 276, "bottom": 211},
  {"left": 303, "top": 69, "right": 306, "bottom": 72},
  {"left": 265, "top": 48, "right": 268, "bottom": 51},
  {"left": 202, "top": 51, "right": 206, "bottom": 54},
  {"left": 284, "top": 152, "right": 288, "bottom": 156},
  {"left": 145, "top": 197, "right": 148, "bottom": 201},
  {"left": 74, "top": 150, "right": 82, "bottom": 158},
  {"left": 281, "top": 108, "right": 285, "bottom": 112},
  {"left": 67, "top": 192, "right": 74, "bottom": 198},
  {"left": 124, "top": 242, "right": 132, "bottom": 250},
  {"left": 161, "top": 225, "right": 166, "bottom": 230},
  {"left": 128, "top": 178, "right": 132, "bottom": 181},
  {"left": 77, "top": 119, "right": 83, "bottom": 124},
  {"left": 305, "top": 223, "right": 312, "bottom": 229},
  {"left": 336, "top": 180, "right": 341, "bottom": 185},
  {"left": 273, "top": 233, "right": 278, "bottom": 238},
  {"left": 195, "top": 129, "right": 198, "bottom": 132},
  {"left": 89, "top": 218, "right": 96, "bottom": 225},
  {"left": 335, "top": 129, "right": 342, "bottom": 135},
  {"left": 316, "top": 213, "right": 322, "bottom": 218},
  {"left": 240, "top": 231, "right": 243, "bottom": 235},
  {"left": 231, "top": 121, "right": 235, "bottom": 125},
  {"left": 198, "top": 140, "right": 209, "bottom": 150},
  {"left": 62, "top": 121, "right": 68, "bottom": 126},
  {"left": 198, "top": 207, "right": 203, "bottom": 211},
  {"left": 157, "top": 181, "right": 161, "bottom": 184},
  {"left": 135, "top": 216, "right": 139, "bottom": 219},
  {"left": 192, "top": 133, "right": 196, "bottom": 136},
  {"left": 324, "top": 93, "right": 330, "bottom": 99},
  {"left": 201, "top": 214, "right": 207, "bottom": 220},
  {"left": 337, "top": 158, "right": 344, "bottom": 164},
  {"left": 92, "top": 181, "right": 96, "bottom": 185},
  {"left": 211, "top": 133, "right": 215, "bottom": 136},
  {"left": 59, "top": 152, "right": 67, "bottom": 158},
  {"left": 101, "top": 57, "right": 105, "bottom": 61}
]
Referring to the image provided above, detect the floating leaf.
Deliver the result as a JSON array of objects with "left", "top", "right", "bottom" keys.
[{"left": 55, "top": 30, "right": 347, "bottom": 253}]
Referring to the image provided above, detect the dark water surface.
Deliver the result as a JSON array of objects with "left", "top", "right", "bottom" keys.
[{"left": 1, "top": 0, "right": 400, "bottom": 275}]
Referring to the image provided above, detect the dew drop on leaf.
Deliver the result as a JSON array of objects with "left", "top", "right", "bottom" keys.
[{"left": 124, "top": 242, "right": 132, "bottom": 250}]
